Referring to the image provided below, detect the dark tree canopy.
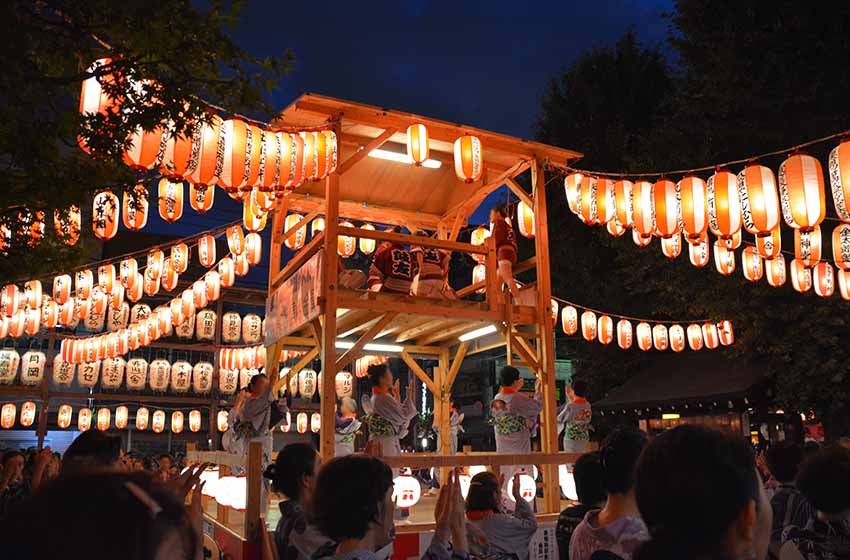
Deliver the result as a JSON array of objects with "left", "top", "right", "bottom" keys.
[
  {"left": 537, "top": 1, "right": 850, "bottom": 437},
  {"left": 0, "top": 0, "right": 292, "bottom": 279}
]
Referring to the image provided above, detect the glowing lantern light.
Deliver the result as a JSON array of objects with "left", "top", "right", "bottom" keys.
[
  {"left": 713, "top": 241, "right": 736, "bottom": 276},
  {"left": 616, "top": 319, "right": 633, "bottom": 349},
  {"left": 171, "top": 361, "right": 192, "bottom": 393},
  {"left": 565, "top": 173, "right": 583, "bottom": 215},
  {"left": 393, "top": 474, "right": 422, "bottom": 508},
  {"left": 243, "top": 191, "right": 268, "bottom": 232},
  {"left": 335, "top": 371, "right": 354, "bottom": 398},
  {"left": 779, "top": 153, "right": 825, "bottom": 231},
  {"left": 188, "top": 182, "right": 215, "bottom": 215},
  {"left": 453, "top": 135, "right": 483, "bottom": 183},
  {"left": 839, "top": 270, "right": 850, "bottom": 301},
  {"left": 245, "top": 232, "right": 262, "bottom": 265},
  {"left": 738, "top": 164, "right": 780, "bottom": 237},
  {"left": 53, "top": 274, "right": 71, "bottom": 305},
  {"left": 338, "top": 221, "right": 356, "bottom": 257},
  {"left": 580, "top": 310, "right": 597, "bottom": 341},
  {"left": 187, "top": 409, "right": 201, "bottom": 433},
  {"left": 122, "top": 185, "right": 149, "bottom": 231},
  {"left": 171, "top": 411, "right": 184, "bottom": 434},
  {"left": 613, "top": 179, "right": 633, "bottom": 228},
  {"left": 23, "top": 280, "right": 41, "bottom": 309},
  {"left": 96, "top": 407, "right": 110, "bottom": 431},
  {"left": 218, "top": 258, "right": 235, "bottom": 288},
  {"left": 196, "top": 234, "right": 216, "bottom": 268},
  {"left": 146, "top": 249, "right": 165, "bottom": 282},
  {"left": 20, "top": 350, "right": 45, "bottom": 386},
  {"left": 506, "top": 473, "right": 536, "bottom": 503},
  {"left": 114, "top": 405, "right": 128, "bottom": 430},
  {"left": 742, "top": 246, "right": 764, "bottom": 282},
  {"left": 561, "top": 306, "right": 578, "bottom": 335},
  {"left": 1, "top": 403, "right": 15, "bottom": 429},
  {"left": 813, "top": 262, "right": 834, "bottom": 297},
  {"left": 149, "top": 359, "right": 170, "bottom": 392},
  {"left": 636, "top": 322, "right": 652, "bottom": 351},
  {"left": 766, "top": 256, "right": 787, "bottom": 288},
  {"left": 652, "top": 324, "right": 669, "bottom": 351},
  {"left": 192, "top": 361, "right": 214, "bottom": 393},
  {"left": 678, "top": 176, "right": 708, "bottom": 241},
  {"left": 170, "top": 242, "right": 189, "bottom": 275},
  {"left": 57, "top": 404, "right": 73, "bottom": 429},
  {"left": 312, "top": 217, "right": 325, "bottom": 236},
  {"left": 217, "top": 410, "right": 230, "bottom": 432},
  {"left": 829, "top": 140, "right": 850, "bottom": 222},
  {"left": 757, "top": 226, "right": 782, "bottom": 259},
  {"left": 653, "top": 179, "right": 679, "bottom": 237},
  {"left": 632, "top": 180, "right": 654, "bottom": 240},
  {"left": 92, "top": 191, "right": 119, "bottom": 240},
  {"left": 157, "top": 178, "right": 184, "bottom": 223},
  {"left": 299, "top": 369, "right": 318, "bottom": 399},
  {"left": 222, "top": 312, "right": 242, "bottom": 343},
  {"left": 204, "top": 271, "right": 221, "bottom": 302},
  {"left": 192, "top": 281, "right": 208, "bottom": 310},
  {"left": 661, "top": 233, "right": 681, "bottom": 259},
  {"left": 407, "top": 124, "right": 430, "bottom": 165},
  {"left": 20, "top": 401, "right": 36, "bottom": 427},
  {"left": 283, "top": 213, "right": 307, "bottom": 250},
  {"left": 832, "top": 224, "right": 850, "bottom": 271},
  {"left": 217, "top": 475, "right": 247, "bottom": 510},
  {"left": 597, "top": 315, "right": 613, "bottom": 345},
  {"left": 77, "top": 407, "right": 92, "bottom": 431},
  {"left": 152, "top": 410, "right": 166, "bottom": 434},
  {"left": 668, "top": 324, "right": 685, "bottom": 352},
  {"left": 472, "top": 264, "right": 486, "bottom": 294},
  {"left": 260, "top": 130, "right": 281, "bottom": 189},
  {"left": 123, "top": 125, "right": 164, "bottom": 171},
  {"left": 279, "top": 132, "right": 305, "bottom": 188},
  {"left": 135, "top": 406, "right": 149, "bottom": 430},
  {"left": 470, "top": 226, "right": 490, "bottom": 263},
  {"left": 707, "top": 170, "right": 742, "bottom": 240},
  {"left": 794, "top": 226, "right": 822, "bottom": 268},
  {"left": 687, "top": 324, "right": 704, "bottom": 351},
  {"left": 227, "top": 225, "right": 245, "bottom": 255},
  {"left": 9, "top": 310, "right": 26, "bottom": 338},
  {"left": 54, "top": 206, "right": 81, "bottom": 245},
  {"left": 310, "top": 412, "right": 321, "bottom": 433},
  {"left": 296, "top": 412, "right": 308, "bottom": 434},
  {"left": 516, "top": 201, "right": 535, "bottom": 238},
  {"left": 595, "top": 178, "right": 615, "bottom": 224},
  {"left": 219, "top": 119, "right": 261, "bottom": 192},
  {"left": 702, "top": 323, "right": 720, "bottom": 349},
  {"left": 1, "top": 284, "right": 20, "bottom": 317},
  {"left": 607, "top": 219, "right": 626, "bottom": 237},
  {"left": 718, "top": 321, "right": 734, "bottom": 346}
]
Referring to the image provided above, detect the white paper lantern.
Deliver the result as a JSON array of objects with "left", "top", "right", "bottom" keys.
[
  {"left": 219, "top": 368, "right": 238, "bottom": 395},
  {"left": 149, "top": 358, "right": 170, "bottom": 392},
  {"left": 241, "top": 313, "right": 262, "bottom": 345},
  {"left": 77, "top": 361, "right": 100, "bottom": 388},
  {"left": 192, "top": 362, "right": 214, "bottom": 393},
  {"left": 171, "top": 360, "right": 192, "bottom": 393},
  {"left": 506, "top": 473, "right": 536, "bottom": 503},
  {"left": 175, "top": 311, "right": 195, "bottom": 339},
  {"left": 299, "top": 369, "right": 317, "bottom": 399},
  {"left": 130, "top": 304, "right": 151, "bottom": 324},
  {"left": 84, "top": 306, "right": 105, "bottom": 332},
  {"left": 311, "top": 412, "right": 321, "bottom": 433},
  {"left": 392, "top": 474, "right": 422, "bottom": 508},
  {"left": 107, "top": 302, "right": 130, "bottom": 332},
  {"left": 52, "top": 353, "right": 75, "bottom": 386},
  {"left": 195, "top": 309, "right": 216, "bottom": 341},
  {"left": 239, "top": 368, "right": 259, "bottom": 390},
  {"left": 20, "top": 350, "right": 46, "bottom": 386},
  {"left": 222, "top": 312, "right": 242, "bottom": 343},
  {"left": 0, "top": 348, "right": 19, "bottom": 385},
  {"left": 558, "top": 464, "right": 579, "bottom": 501},
  {"left": 335, "top": 371, "right": 353, "bottom": 398},
  {"left": 125, "top": 357, "right": 148, "bottom": 390},
  {"left": 101, "top": 357, "right": 125, "bottom": 389}
]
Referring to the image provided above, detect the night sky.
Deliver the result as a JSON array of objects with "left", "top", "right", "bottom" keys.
[{"left": 141, "top": 0, "right": 674, "bottom": 288}]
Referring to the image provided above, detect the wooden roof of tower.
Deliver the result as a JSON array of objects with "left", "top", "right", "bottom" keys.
[{"left": 272, "top": 93, "right": 582, "bottom": 229}]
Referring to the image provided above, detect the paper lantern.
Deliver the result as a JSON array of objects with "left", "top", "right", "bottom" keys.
[
  {"left": 54, "top": 206, "right": 81, "bottom": 245},
  {"left": 636, "top": 322, "right": 652, "bottom": 351},
  {"left": 9, "top": 310, "right": 27, "bottom": 338},
  {"left": 453, "top": 135, "right": 482, "bottom": 183},
  {"left": 338, "top": 221, "right": 356, "bottom": 257},
  {"left": 632, "top": 180, "right": 654, "bottom": 239},
  {"left": 243, "top": 191, "right": 268, "bottom": 233},
  {"left": 215, "top": 475, "right": 247, "bottom": 510},
  {"left": 392, "top": 474, "right": 422, "bottom": 508},
  {"left": 77, "top": 407, "right": 92, "bottom": 431},
  {"left": 219, "top": 119, "right": 261, "bottom": 191},
  {"left": 204, "top": 271, "right": 221, "bottom": 302},
  {"left": 715, "top": 320, "right": 734, "bottom": 346},
  {"left": 19, "top": 350, "right": 44, "bottom": 386},
  {"left": 175, "top": 304, "right": 195, "bottom": 339},
  {"left": 828, "top": 225, "right": 850, "bottom": 272},
  {"left": 757, "top": 226, "right": 782, "bottom": 259},
  {"left": 74, "top": 270, "right": 93, "bottom": 302},
  {"left": 156, "top": 178, "right": 184, "bottom": 223},
  {"left": 197, "top": 234, "right": 217, "bottom": 268},
  {"left": 677, "top": 176, "right": 708, "bottom": 241},
  {"left": 335, "top": 371, "right": 354, "bottom": 398},
  {"left": 215, "top": 257, "right": 234, "bottom": 289},
  {"left": 713, "top": 241, "right": 736, "bottom": 276},
  {"left": 580, "top": 310, "right": 597, "bottom": 341},
  {"left": 123, "top": 125, "right": 164, "bottom": 171},
  {"left": 57, "top": 404, "right": 73, "bottom": 429},
  {"left": 813, "top": 262, "right": 835, "bottom": 297},
  {"left": 282, "top": 213, "right": 306, "bottom": 250},
  {"left": 560, "top": 306, "right": 578, "bottom": 335},
  {"left": 152, "top": 410, "right": 166, "bottom": 434},
  {"left": 131, "top": 406, "right": 148, "bottom": 430},
  {"left": 188, "top": 409, "right": 201, "bottom": 433},
  {"left": 221, "top": 311, "right": 242, "bottom": 343},
  {"left": 661, "top": 233, "right": 681, "bottom": 259},
  {"left": 52, "top": 274, "right": 71, "bottom": 306},
  {"left": 607, "top": 219, "right": 626, "bottom": 237},
  {"left": 52, "top": 354, "right": 75, "bottom": 386},
  {"left": 186, "top": 114, "right": 223, "bottom": 187},
  {"left": 597, "top": 315, "right": 613, "bottom": 345},
  {"left": 77, "top": 361, "right": 100, "bottom": 388},
  {"left": 120, "top": 185, "right": 148, "bottom": 231},
  {"left": 22, "top": 280, "right": 41, "bottom": 310},
  {"left": 616, "top": 319, "right": 633, "bottom": 349},
  {"left": 839, "top": 269, "right": 850, "bottom": 301},
  {"left": 1, "top": 284, "right": 20, "bottom": 318},
  {"left": 310, "top": 412, "right": 321, "bottom": 433},
  {"left": 665, "top": 324, "right": 684, "bottom": 352},
  {"left": 260, "top": 130, "right": 281, "bottom": 189},
  {"left": 158, "top": 121, "right": 196, "bottom": 180},
  {"left": 40, "top": 299, "right": 58, "bottom": 330},
  {"left": 18, "top": 401, "right": 36, "bottom": 428},
  {"left": 707, "top": 170, "right": 742, "bottom": 239},
  {"left": 227, "top": 226, "right": 245, "bottom": 256},
  {"left": 0, "top": 402, "right": 16, "bottom": 429},
  {"left": 192, "top": 362, "right": 214, "bottom": 393},
  {"left": 766, "top": 256, "right": 787, "bottom": 288},
  {"left": 101, "top": 357, "right": 125, "bottom": 389},
  {"left": 687, "top": 323, "right": 703, "bottom": 351},
  {"left": 245, "top": 232, "right": 262, "bottom": 265},
  {"left": 92, "top": 191, "right": 119, "bottom": 240},
  {"left": 96, "top": 407, "right": 110, "bottom": 431},
  {"left": 194, "top": 309, "right": 215, "bottom": 342},
  {"left": 652, "top": 179, "right": 679, "bottom": 237},
  {"left": 219, "top": 368, "right": 238, "bottom": 395},
  {"left": 565, "top": 173, "right": 583, "bottom": 215},
  {"left": 242, "top": 314, "right": 262, "bottom": 345},
  {"left": 149, "top": 359, "right": 170, "bottom": 392},
  {"left": 352, "top": 222, "right": 376, "bottom": 255},
  {"left": 794, "top": 226, "right": 822, "bottom": 268},
  {"left": 171, "top": 361, "right": 192, "bottom": 393},
  {"left": 296, "top": 412, "right": 308, "bottom": 434},
  {"left": 171, "top": 411, "right": 184, "bottom": 434},
  {"left": 506, "top": 473, "right": 536, "bottom": 503},
  {"left": 742, "top": 246, "right": 764, "bottom": 282},
  {"left": 216, "top": 410, "right": 229, "bottom": 433},
  {"left": 311, "top": 217, "right": 326, "bottom": 237},
  {"left": 299, "top": 369, "right": 318, "bottom": 399},
  {"left": 406, "top": 124, "right": 430, "bottom": 165},
  {"left": 652, "top": 324, "right": 669, "bottom": 351},
  {"left": 738, "top": 164, "right": 780, "bottom": 236},
  {"left": 612, "top": 179, "right": 633, "bottom": 228},
  {"left": 470, "top": 226, "right": 490, "bottom": 262},
  {"left": 779, "top": 153, "right": 825, "bottom": 231},
  {"left": 702, "top": 323, "right": 720, "bottom": 349},
  {"left": 279, "top": 132, "right": 305, "bottom": 188},
  {"left": 302, "top": 131, "right": 319, "bottom": 181},
  {"left": 829, "top": 140, "right": 850, "bottom": 222},
  {"left": 550, "top": 299, "right": 559, "bottom": 322},
  {"left": 516, "top": 200, "right": 535, "bottom": 238}
]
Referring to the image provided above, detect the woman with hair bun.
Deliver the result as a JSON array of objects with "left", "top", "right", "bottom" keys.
[{"left": 633, "top": 425, "right": 772, "bottom": 560}]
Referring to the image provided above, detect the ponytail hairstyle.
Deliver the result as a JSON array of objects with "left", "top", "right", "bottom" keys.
[{"left": 633, "top": 425, "right": 760, "bottom": 560}]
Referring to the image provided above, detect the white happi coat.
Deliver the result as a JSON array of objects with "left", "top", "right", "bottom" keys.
[
  {"left": 361, "top": 390, "right": 417, "bottom": 457},
  {"left": 493, "top": 389, "right": 542, "bottom": 483}
]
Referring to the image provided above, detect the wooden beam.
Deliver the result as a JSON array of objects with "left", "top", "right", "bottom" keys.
[
  {"left": 308, "top": 318, "right": 323, "bottom": 350},
  {"left": 337, "top": 290, "right": 502, "bottom": 322},
  {"left": 273, "top": 346, "right": 320, "bottom": 394},
  {"left": 278, "top": 206, "right": 325, "bottom": 248},
  {"left": 338, "top": 132, "right": 462, "bottom": 168},
  {"left": 320, "top": 146, "right": 341, "bottom": 462},
  {"left": 270, "top": 192, "right": 291, "bottom": 244},
  {"left": 244, "top": 441, "right": 263, "bottom": 542},
  {"left": 285, "top": 192, "right": 445, "bottom": 229},
  {"left": 416, "top": 321, "right": 481, "bottom": 346},
  {"left": 441, "top": 160, "right": 532, "bottom": 222},
  {"left": 504, "top": 177, "right": 534, "bottom": 209},
  {"left": 335, "top": 312, "right": 398, "bottom": 370},
  {"left": 337, "top": 226, "right": 486, "bottom": 256},
  {"left": 336, "top": 128, "right": 398, "bottom": 175},
  {"left": 455, "top": 280, "right": 486, "bottom": 298},
  {"left": 399, "top": 350, "right": 437, "bottom": 395},
  {"left": 445, "top": 341, "right": 468, "bottom": 390},
  {"left": 270, "top": 231, "right": 325, "bottom": 290},
  {"left": 336, "top": 310, "right": 381, "bottom": 338},
  {"left": 395, "top": 318, "right": 452, "bottom": 342}
]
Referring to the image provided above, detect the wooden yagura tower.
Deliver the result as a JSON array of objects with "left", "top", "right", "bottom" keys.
[{"left": 264, "top": 94, "right": 581, "bottom": 512}]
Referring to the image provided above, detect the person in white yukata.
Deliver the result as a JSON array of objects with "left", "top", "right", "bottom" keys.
[
  {"left": 360, "top": 363, "right": 417, "bottom": 459},
  {"left": 558, "top": 379, "right": 592, "bottom": 454},
  {"left": 334, "top": 397, "right": 362, "bottom": 457},
  {"left": 491, "top": 366, "right": 542, "bottom": 488},
  {"left": 465, "top": 471, "right": 538, "bottom": 560}
]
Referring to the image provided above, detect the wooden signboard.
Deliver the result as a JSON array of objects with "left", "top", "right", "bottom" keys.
[{"left": 265, "top": 251, "right": 323, "bottom": 344}]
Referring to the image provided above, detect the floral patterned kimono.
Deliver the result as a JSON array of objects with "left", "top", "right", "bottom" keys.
[
  {"left": 334, "top": 415, "right": 362, "bottom": 457},
  {"left": 361, "top": 387, "right": 417, "bottom": 457},
  {"left": 491, "top": 387, "right": 542, "bottom": 484}
]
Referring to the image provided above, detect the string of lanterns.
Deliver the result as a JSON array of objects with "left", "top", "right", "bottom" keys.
[{"left": 554, "top": 132, "right": 850, "bottom": 300}]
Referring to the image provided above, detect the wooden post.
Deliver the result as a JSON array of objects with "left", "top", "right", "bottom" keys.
[
  {"left": 532, "top": 160, "right": 560, "bottom": 513},
  {"left": 245, "top": 440, "right": 264, "bottom": 542},
  {"left": 485, "top": 236, "right": 499, "bottom": 306},
  {"left": 319, "top": 121, "right": 341, "bottom": 463},
  {"left": 438, "top": 348, "right": 451, "bottom": 484},
  {"left": 210, "top": 297, "right": 224, "bottom": 450}
]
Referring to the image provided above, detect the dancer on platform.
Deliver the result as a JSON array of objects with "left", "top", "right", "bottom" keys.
[
  {"left": 367, "top": 226, "right": 415, "bottom": 294},
  {"left": 491, "top": 366, "right": 542, "bottom": 487},
  {"left": 411, "top": 230, "right": 455, "bottom": 299},
  {"left": 559, "top": 379, "right": 592, "bottom": 454},
  {"left": 361, "top": 363, "right": 417, "bottom": 458},
  {"left": 490, "top": 204, "right": 521, "bottom": 303},
  {"left": 334, "top": 397, "right": 361, "bottom": 457}
]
